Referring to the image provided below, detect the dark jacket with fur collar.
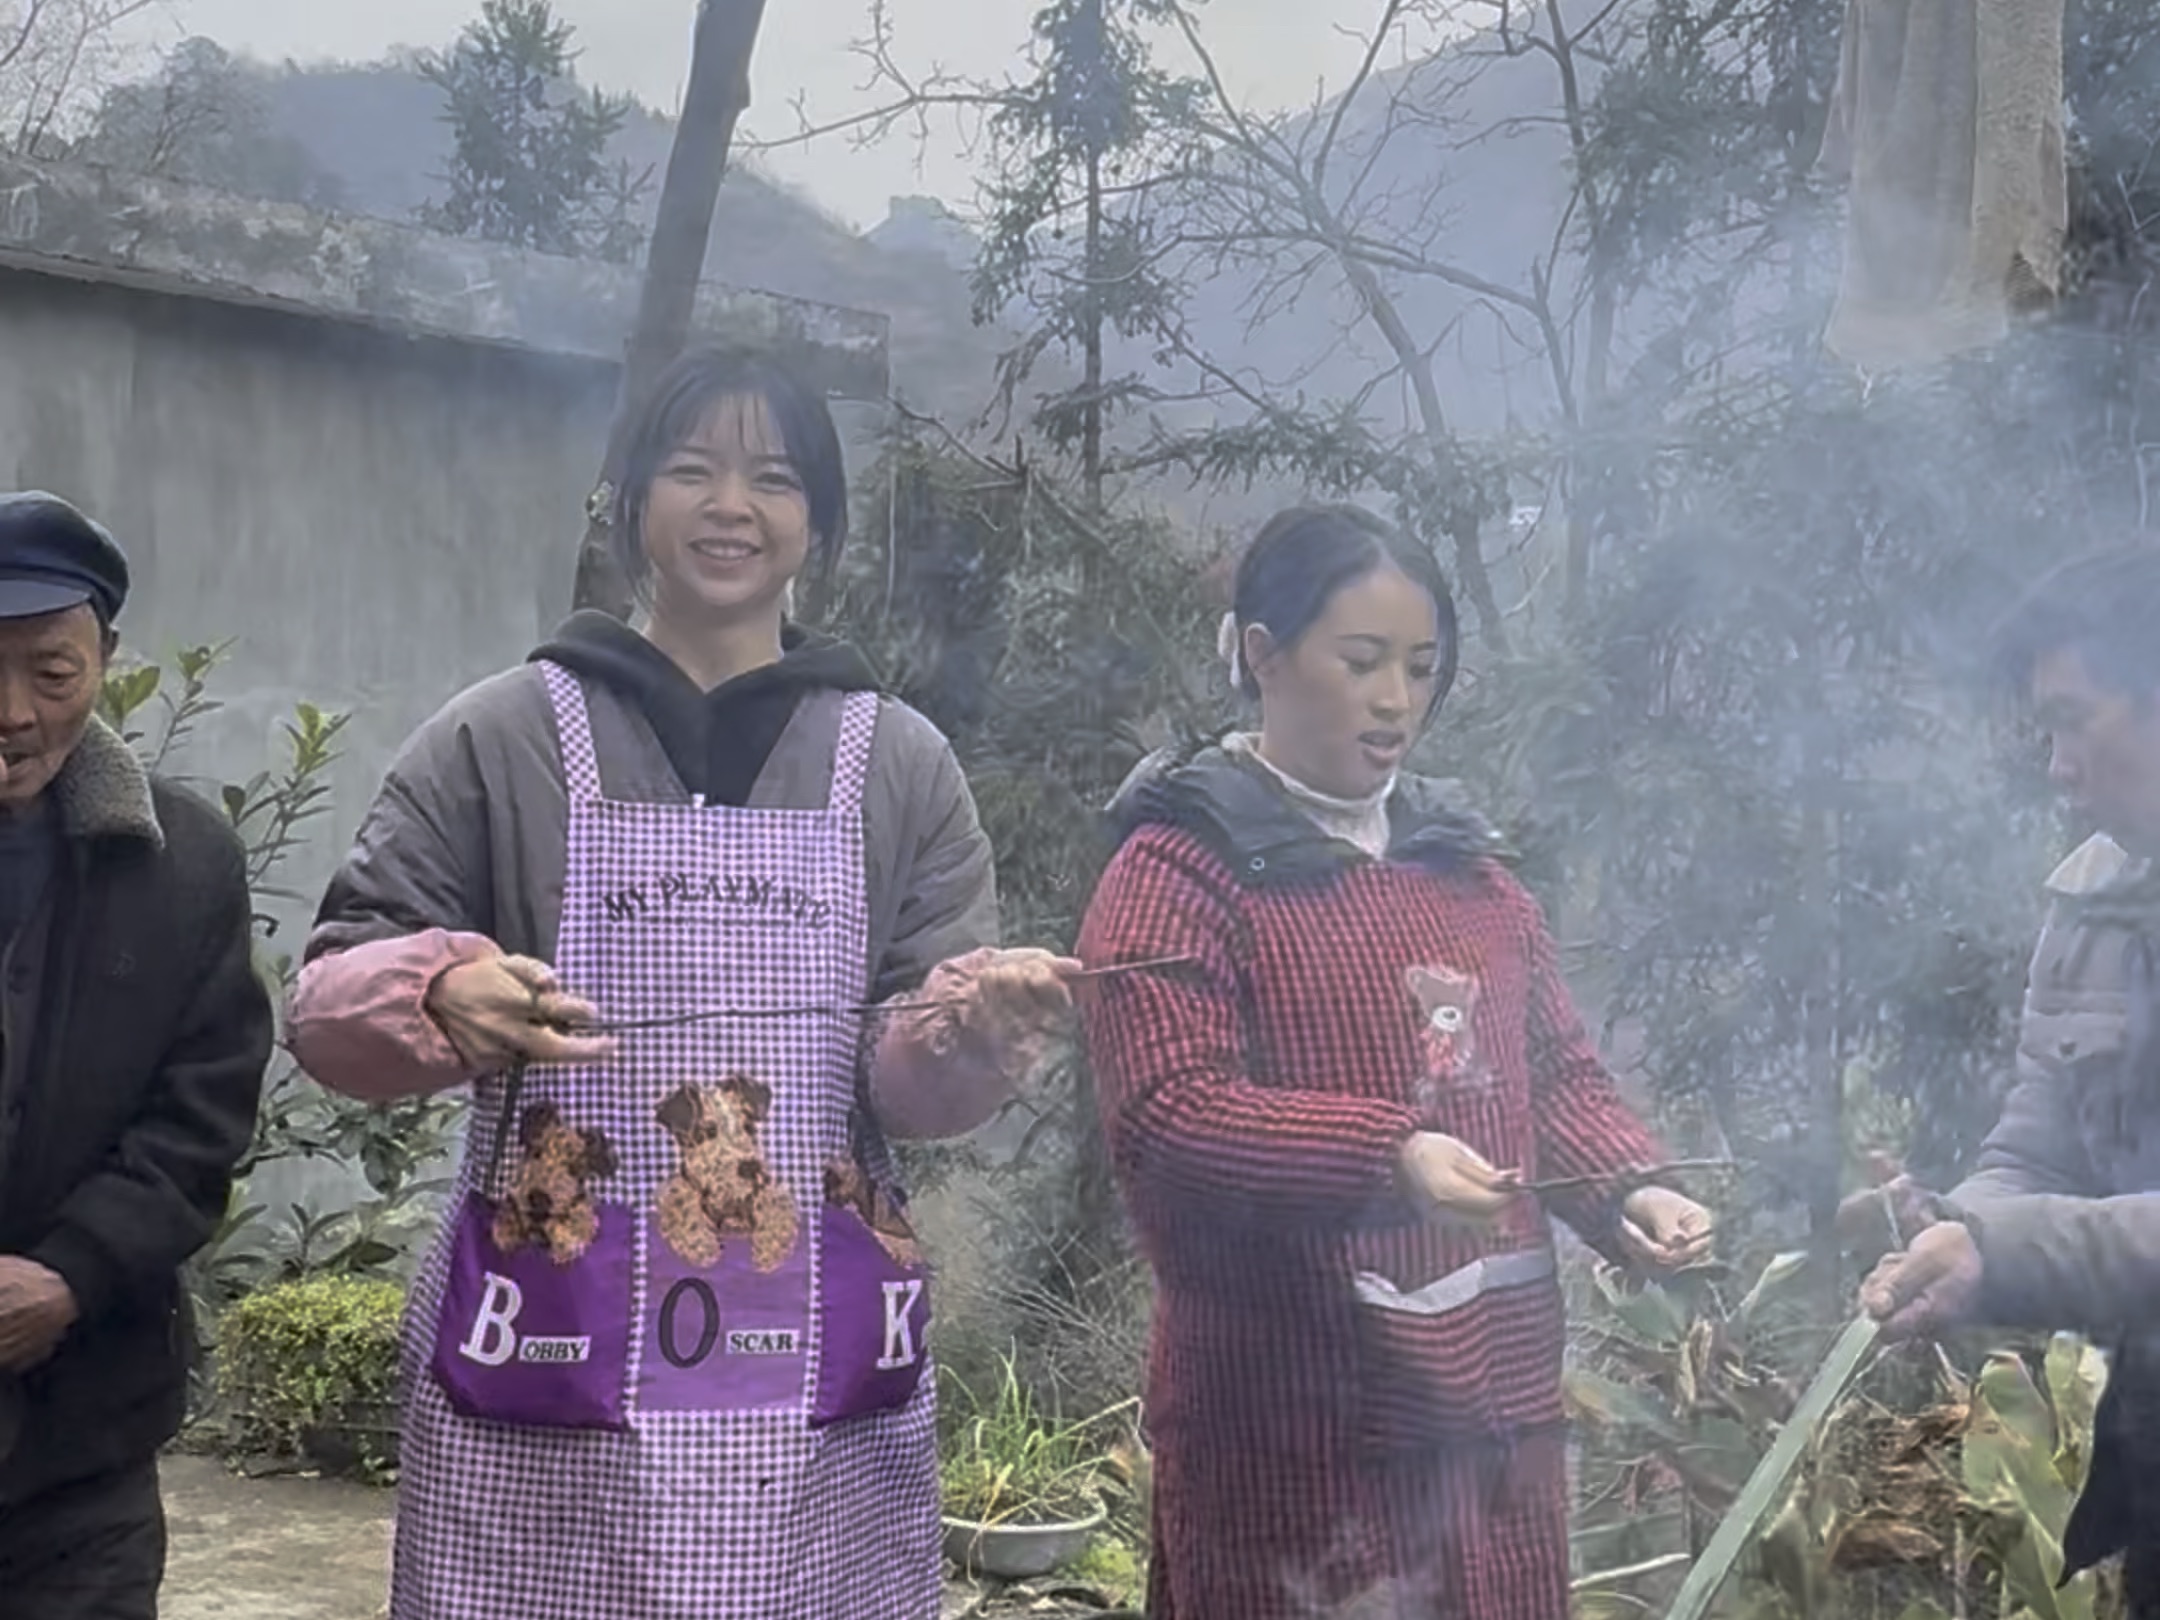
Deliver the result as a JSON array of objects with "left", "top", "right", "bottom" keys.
[
  {"left": 1105, "top": 741, "right": 1513, "bottom": 882},
  {"left": 0, "top": 718, "right": 271, "bottom": 1503}
]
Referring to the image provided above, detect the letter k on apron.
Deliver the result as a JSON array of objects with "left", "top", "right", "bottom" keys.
[{"left": 392, "top": 665, "right": 940, "bottom": 1620}]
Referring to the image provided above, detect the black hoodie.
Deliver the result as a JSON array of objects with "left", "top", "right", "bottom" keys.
[{"left": 531, "top": 612, "right": 881, "bottom": 805}]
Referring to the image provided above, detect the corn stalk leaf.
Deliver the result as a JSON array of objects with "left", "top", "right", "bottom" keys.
[
  {"left": 1659, "top": 1315, "right": 1879, "bottom": 1620},
  {"left": 1963, "top": 1351, "right": 2094, "bottom": 1620}
]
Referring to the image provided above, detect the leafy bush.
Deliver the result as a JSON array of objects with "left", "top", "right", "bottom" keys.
[
  {"left": 219, "top": 1275, "right": 404, "bottom": 1477},
  {"left": 100, "top": 640, "right": 346, "bottom": 944},
  {"left": 1063, "top": 1534, "right": 1148, "bottom": 1609},
  {"left": 101, "top": 643, "right": 460, "bottom": 1420}
]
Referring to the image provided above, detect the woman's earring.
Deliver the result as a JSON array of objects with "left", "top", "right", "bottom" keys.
[{"left": 782, "top": 580, "right": 798, "bottom": 620}]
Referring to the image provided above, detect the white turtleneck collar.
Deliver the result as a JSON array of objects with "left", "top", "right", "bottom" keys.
[{"left": 1222, "top": 732, "right": 1394, "bottom": 859}]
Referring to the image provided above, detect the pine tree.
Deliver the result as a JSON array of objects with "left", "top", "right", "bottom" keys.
[
  {"left": 418, "top": 0, "right": 649, "bottom": 263},
  {"left": 972, "top": 0, "right": 1197, "bottom": 510}
]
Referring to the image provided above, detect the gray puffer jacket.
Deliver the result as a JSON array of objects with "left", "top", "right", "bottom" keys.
[{"left": 1949, "top": 833, "right": 2160, "bottom": 1573}]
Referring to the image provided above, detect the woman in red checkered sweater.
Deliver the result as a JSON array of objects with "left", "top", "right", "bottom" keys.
[{"left": 1078, "top": 506, "right": 1714, "bottom": 1619}]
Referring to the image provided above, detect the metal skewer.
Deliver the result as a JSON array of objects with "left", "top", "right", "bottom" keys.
[
  {"left": 1507, "top": 1157, "right": 1734, "bottom": 1196},
  {"left": 484, "top": 953, "right": 1198, "bottom": 1184},
  {"left": 575, "top": 953, "right": 1200, "bottom": 1035}
]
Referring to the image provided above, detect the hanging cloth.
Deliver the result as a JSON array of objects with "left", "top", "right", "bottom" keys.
[{"left": 1820, "top": 0, "right": 2066, "bottom": 370}]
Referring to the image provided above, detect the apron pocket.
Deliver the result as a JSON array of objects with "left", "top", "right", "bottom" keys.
[
  {"left": 809, "top": 1191, "right": 931, "bottom": 1429},
  {"left": 431, "top": 1191, "right": 635, "bottom": 1430},
  {"left": 1350, "top": 1246, "right": 1565, "bottom": 1451}
]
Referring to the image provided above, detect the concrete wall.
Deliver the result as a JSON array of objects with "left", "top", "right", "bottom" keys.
[{"left": 0, "top": 263, "right": 624, "bottom": 933}]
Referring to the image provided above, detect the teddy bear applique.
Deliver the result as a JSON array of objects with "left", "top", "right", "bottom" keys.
[
  {"left": 492, "top": 1102, "right": 620, "bottom": 1265},
  {"left": 655, "top": 1077, "right": 800, "bottom": 1272},
  {"left": 1404, "top": 961, "right": 1485, "bottom": 1114}
]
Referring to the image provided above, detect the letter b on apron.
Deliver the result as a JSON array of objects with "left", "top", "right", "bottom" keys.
[{"left": 431, "top": 1191, "right": 636, "bottom": 1429}]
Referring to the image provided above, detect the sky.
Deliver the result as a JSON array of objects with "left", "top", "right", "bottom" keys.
[{"left": 126, "top": 0, "right": 1407, "bottom": 229}]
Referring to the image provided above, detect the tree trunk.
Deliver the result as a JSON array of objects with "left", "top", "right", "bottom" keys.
[
  {"left": 1563, "top": 272, "right": 1617, "bottom": 620},
  {"left": 1544, "top": 0, "right": 1610, "bottom": 622},
  {"left": 1083, "top": 139, "right": 1105, "bottom": 516},
  {"left": 572, "top": 0, "right": 773, "bottom": 618}
]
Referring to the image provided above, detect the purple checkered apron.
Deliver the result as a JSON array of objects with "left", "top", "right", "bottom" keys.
[{"left": 390, "top": 664, "right": 941, "bottom": 1620}]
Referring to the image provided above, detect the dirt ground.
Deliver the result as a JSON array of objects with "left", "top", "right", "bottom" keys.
[
  {"left": 157, "top": 1454, "right": 1130, "bottom": 1619},
  {"left": 161, "top": 1453, "right": 393, "bottom": 1620}
]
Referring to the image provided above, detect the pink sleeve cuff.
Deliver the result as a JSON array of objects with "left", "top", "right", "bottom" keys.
[
  {"left": 867, "top": 948, "right": 1020, "bottom": 1141},
  {"left": 286, "top": 929, "right": 500, "bottom": 1100}
]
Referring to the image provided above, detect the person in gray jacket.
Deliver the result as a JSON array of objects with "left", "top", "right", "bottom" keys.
[
  {"left": 1862, "top": 545, "right": 2160, "bottom": 1611},
  {"left": 286, "top": 347, "right": 1076, "bottom": 1620}
]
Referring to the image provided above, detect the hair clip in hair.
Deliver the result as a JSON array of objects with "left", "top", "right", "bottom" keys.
[
  {"left": 1217, "top": 610, "right": 1244, "bottom": 688},
  {"left": 585, "top": 483, "right": 616, "bottom": 527}
]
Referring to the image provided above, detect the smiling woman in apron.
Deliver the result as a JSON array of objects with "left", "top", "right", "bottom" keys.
[
  {"left": 285, "top": 347, "right": 1075, "bottom": 1620},
  {"left": 1078, "top": 506, "right": 1715, "bottom": 1620}
]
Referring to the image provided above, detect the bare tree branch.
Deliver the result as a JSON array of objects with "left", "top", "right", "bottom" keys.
[
  {"left": 0, "top": 1, "right": 51, "bottom": 76},
  {"left": 740, "top": 88, "right": 996, "bottom": 155},
  {"left": 783, "top": 0, "right": 1634, "bottom": 651},
  {"left": 1314, "top": 0, "right": 1407, "bottom": 190},
  {"left": 0, "top": 0, "right": 159, "bottom": 157},
  {"left": 733, "top": 0, "right": 1003, "bottom": 193}
]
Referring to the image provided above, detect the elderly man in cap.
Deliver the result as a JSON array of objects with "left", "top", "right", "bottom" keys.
[{"left": 0, "top": 492, "right": 270, "bottom": 1616}]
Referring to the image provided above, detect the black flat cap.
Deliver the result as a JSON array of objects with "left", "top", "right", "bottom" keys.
[{"left": 0, "top": 491, "right": 129, "bottom": 622}]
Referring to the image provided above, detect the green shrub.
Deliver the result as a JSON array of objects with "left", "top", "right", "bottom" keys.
[
  {"left": 219, "top": 1276, "right": 404, "bottom": 1474},
  {"left": 103, "top": 644, "right": 456, "bottom": 1430},
  {"left": 1065, "top": 1533, "right": 1147, "bottom": 1607}
]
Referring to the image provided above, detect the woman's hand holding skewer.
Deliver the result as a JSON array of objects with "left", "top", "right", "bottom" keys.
[
  {"left": 867, "top": 947, "right": 1084, "bottom": 1140},
  {"left": 426, "top": 952, "right": 616, "bottom": 1070},
  {"left": 908, "top": 946, "right": 1086, "bottom": 1076},
  {"left": 1399, "top": 1131, "right": 1520, "bottom": 1221},
  {"left": 1617, "top": 1186, "right": 1715, "bottom": 1271},
  {"left": 958, "top": 947, "right": 1084, "bottom": 1052}
]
